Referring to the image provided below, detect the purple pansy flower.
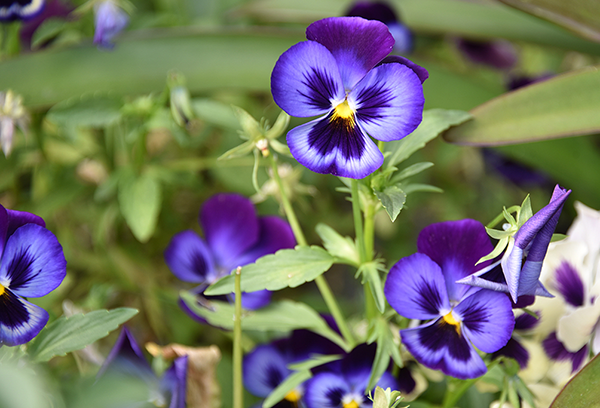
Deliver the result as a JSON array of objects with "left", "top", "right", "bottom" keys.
[
  {"left": 271, "top": 17, "right": 426, "bottom": 179},
  {"left": 346, "top": 2, "right": 413, "bottom": 54},
  {"left": 20, "top": 0, "right": 74, "bottom": 50},
  {"left": 164, "top": 193, "right": 295, "bottom": 321},
  {"left": 98, "top": 327, "right": 188, "bottom": 408},
  {"left": 458, "top": 185, "right": 571, "bottom": 302},
  {"left": 492, "top": 311, "right": 540, "bottom": 368},
  {"left": 0, "top": 0, "right": 45, "bottom": 21},
  {"left": 543, "top": 331, "right": 588, "bottom": 373},
  {"left": 0, "top": 205, "right": 66, "bottom": 346},
  {"left": 384, "top": 220, "right": 515, "bottom": 379},
  {"left": 93, "top": 0, "right": 128, "bottom": 49},
  {"left": 304, "top": 343, "right": 397, "bottom": 408}
]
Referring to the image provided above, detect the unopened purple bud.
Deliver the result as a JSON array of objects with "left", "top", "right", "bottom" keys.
[{"left": 93, "top": 0, "right": 128, "bottom": 49}]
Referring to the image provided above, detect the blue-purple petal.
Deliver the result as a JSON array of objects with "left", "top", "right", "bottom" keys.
[
  {"left": 385, "top": 252, "right": 450, "bottom": 320},
  {"left": 200, "top": 193, "right": 259, "bottom": 271},
  {"left": 304, "top": 372, "right": 352, "bottom": 408},
  {"left": 271, "top": 41, "right": 345, "bottom": 118},
  {"left": 164, "top": 230, "right": 217, "bottom": 284},
  {"left": 0, "top": 223, "right": 66, "bottom": 298},
  {"left": 554, "top": 261, "right": 585, "bottom": 307},
  {"left": 162, "top": 355, "right": 188, "bottom": 408},
  {"left": 97, "top": 327, "right": 155, "bottom": 380},
  {"left": 543, "top": 332, "right": 588, "bottom": 373},
  {"left": 351, "top": 62, "right": 424, "bottom": 142},
  {"left": 243, "top": 344, "right": 290, "bottom": 397},
  {"left": 287, "top": 114, "right": 383, "bottom": 179},
  {"left": 306, "top": 17, "right": 394, "bottom": 90},
  {"left": 417, "top": 219, "right": 494, "bottom": 302},
  {"left": 397, "top": 366, "right": 417, "bottom": 394},
  {"left": 0, "top": 289, "right": 49, "bottom": 346},
  {"left": 401, "top": 319, "right": 487, "bottom": 379},
  {"left": 6, "top": 209, "right": 46, "bottom": 235},
  {"left": 234, "top": 216, "right": 296, "bottom": 267},
  {"left": 239, "top": 289, "right": 272, "bottom": 310},
  {"left": 492, "top": 337, "right": 530, "bottom": 368},
  {"left": 514, "top": 311, "right": 540, "bottom": 331},
  {"left": 454, "top": 290, "right": 514, "bottom": 353},
  {"left": 388, "top": 22, "right": 414, "bottom": 54},
  {"left": 377, "top": 55, "right": 428, "bottom": 83}
]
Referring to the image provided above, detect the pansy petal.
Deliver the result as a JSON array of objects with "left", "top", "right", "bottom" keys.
[
  {"left": 0, "top": 289, "right": 48, "bottom": 346},
  {"left": 287, "top": 114, "right": 383, "bottom": 179},
  {"left": 239, "top": 290, "right": 271, "bottom": 310},
  {"left": 234, "top": 216, "right": 296, "bottom": 267},
  {"left": 492, "top": 338, "right": 530, "bottom": 368},
  {"left": 554, "top": 261, "right": 585, "bottom": 307},
  {"left": 388, "top": 23, "right": 414, "bottom": 54},
  {"left": 455, "top": 290, "right": 514, "bottom": 353},
  {"left": 341, "top": 343, "right": 377, "bottom": 389},
  {"left": 0, "top": 206, "right": 7, "bottom": 260},
  {"left": 543, "top": 332, "right": 588, "bottom": 373},
  {"left": 515, "top": 311, "right": 540, "bottom": 331},
  {"left": 417, "top": 219, "right": 494, "bottom": 302},
  {"left": 304, "top": 372, "right": 352, "bottom": 408},
  {"left": 200, "top": 193, "right": 259, "bottom": 270},
  {"left": 97, "top": 327, "right": 155, "bottom": 380},
  {"left": 164, "top": 230, "right": 217, "bottom": 284},
  {"left": 7, "top": 208, "right": 45, "bottom": 235},
  {"left": 385, "top": 253, "right": 450, "bottom": 320},
  {"left": 557, "top": 302, "right": 600, "bottom": 352},
  {"left": 243, "top": 344, "right": 290, "bottom": 397},
  {"left": 0, "top": 224, "right": 66, "bottom": 297},
  {"left": 162, "top": 355, "right": 188, "bottom": 408},
  {"left": 306, "top": 17, "right": 394, "bottom": 90},
  {"left": 401, "top": 319, "right": 487, "bottom": 379},
  {"left": 271, "top": 41, "right": 345, "bottom": 117},
  {"left": 377, "top": 55, "right": 428, "bottom": 83},
  {"left": 350, "top": 62, "right": 424, "bottom": 142}
]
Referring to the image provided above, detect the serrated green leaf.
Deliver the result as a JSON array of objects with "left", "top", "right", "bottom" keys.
[
  {"left": 46, "top": 95, "right": 122, "bottom": 128},
  {"left": 551, "top": 353, "right": 600, "bottom": 408},
  {"left": 118, "top": 172, "right": 162, "bottom": 242},
  {"left": 204, "top": 246, "right": 335, "bottom": 295},
  {"left": 27, "top": 308, "right": 138, "bottom": 363},
  {"left": 391, "top": 162, "right": 434, "bottom": 183},
  {"left": 374, "top": 186, "right": 406, "bottom": 222},
  {"left": 217, "top": 140, "right": 255, "bottom": 160},
  {"left": 386, "top": 109, "right": 471, "bottom": 167},
  {"left": 315, "top": 223, "right": 359, "bottom": 266},
  {"left": 179, "top": 295, "right": 349, "bottom": 351}
]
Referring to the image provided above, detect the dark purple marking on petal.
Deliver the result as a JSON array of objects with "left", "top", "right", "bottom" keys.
[
  {"left": 304, "top": 372, "right": 350, "bottom": 408},
  {"left": 385, "top": 253, "right": 449, "bottom": 320},
  {"left": 456, "top": 38, "right": 518, "bottom": 70},
  {"left": 287, "top": 114, "right": 383, "bottom": 179},
  {"left": 351, "top": 62, "right": 424, "bottom": 142},
  {"left": 271, "top": 41, "right": 344, "bottom": 118},
  {"left": 164, "top": 230, "right": 217, "bottom": 284},
  {"left": 456, "top": 290, "right": 514, "bottom": 353},
  {"left": 417, "top": 219, "right": 494, "bottom": 302},
  {"left": 543, "top": 331, "right": 589, "bottom": 373},
  {"left": 0, "top": 288, "right": 49, "bottom": 346},
  {"left": 244, "top": 344, "right": 291, "bottom": 398},
  {"left": 514, "top": 311, "right": 540, "bottom": 331},
  {"left": 0, "top": 224, "right": 66, "bottom": 298},
  {"left": 492, "top": 337, "right": 530, "bottom": 368},
  {"left": 306, "top": 17, "right": 394, "bottom": 90},
  {"left": 397, "top": 366, "right": 417, "bottom": 394},
  {"left": 512, "top": 294, "right": 535, "bottom": 309},
  {"left": 377, "top": 55, "right": 428, "bottom": 83},
  {"left": 554, "top": 260, "right": 585, "bottom": 307},
  {"left": 161, "top": 355, "right": 188, "bottom": 408},
  {"left": 234, "top": 216, "right": 296, "bottom": 267},
  {"left": 341, "top": 343, "right": 377, "bottom": 389},
  {"left": 200, "top": 193, "right": 259, "bottom": 271}
]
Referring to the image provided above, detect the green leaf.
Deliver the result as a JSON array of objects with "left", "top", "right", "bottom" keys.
[
  {"left": 118, "top": 171, "right": 162, "bottom": 242},
  {"left": 366, "top": 318, "right": 403, "bottom": 391},
  {"left": 356, "top": 262, "right": 387, "bottom": 314},
  {"left": 0, "top": 361, "right": 52, "bottom": 408},
  {"left": 27, "top": 308, "right": 138, "bottom": 363},
  {"left": 192, "top": 98, "right": 240, "bottom": 130},
  {"left": 265, "top": 111, "right": 290, "bottom": 140},
  {"left": 287, "top": 354, "right": 343, "bottom": 371},
  {"left": 374, "top": 186, "right": 406, "bottom": 222},
  {"left": 31, "top": 18, "right": 68, "bottom": 50},
  {"left": 551, "top": 353, "right": 600, "bottom": 408},
  {"left": 179, "top": 294, "right": 349, "bottom": 351},
  {"left": 204, "top": 246, "right": 335, "bottom": 295},
  {"left": 391, "top": 162, "right": 434, "bottom": 183},
  {"left": 315, "top": 223, "right": 359, "bottom": 266},
  {"left": 233, "top": 106, "right": 262, "bottom": 140},
  {"left": 443, "top": 67, "right": 600, "bottom": 146},
  {"left": 500, "top": 0, "right": 600, "bottom": 43},
  {"left": 386, "top": 109, "right": 472, "bottom": 167},
  {"left": 217, "top": 140, "right": 255, "bottom": 160},
  {"left": 46, "top": 95, "right": 122, "bottom": 128},
  {"left": 400, "top": 183, "right": 443, "bottom": 195}
]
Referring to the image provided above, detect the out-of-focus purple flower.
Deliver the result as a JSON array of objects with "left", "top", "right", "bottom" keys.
[
  {"left": 304, "top": 344, "right": 397, "bottom": 408},
  {"left": 345, "top": 1, "right": 413, "bottom": 54},
  {"left": 0, "top": 0, "right": 45, "bottom": 21},
  {"left": 19, "top": 0, "right": 73, "bottom": 50},
  {"left": 492, "top": 311, "right": 540, "bottom": 368},
  {"left": 271, "top": 17, "right": 426, "bottom": 179},
  {"left": 93, "top": 0, "right": 128, "bottom": 49},
  {"left": 0, "top": 205, "right": 67, "bottom": 346},
  {"left": 459, "top": 185, "right": 571, "bottom": 302},
  {"left": 482, "top": 149, "right": 553, "bottom": 190},
  {"left": 506, "top": 72, "right": 554, "bottom": 91},
  {"left": 456, "top": 38, "right": 518, "bottom": 70},
  {"left": 384, "top": 219, "right": 515, "bottom": 379},
  {"left": 542, "top": 331, "right": 588, "bottom": 373},
  {"left": 164, "top": 193, "right": 295, "bottom": 322},
  {"left": 98, "top": 327, "right": 188, "bottom": 408}
]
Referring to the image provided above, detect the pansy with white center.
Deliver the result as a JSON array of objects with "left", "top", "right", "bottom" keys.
[
  {"left": 384, "top": 219, "right": 515, "bottom": 379},
  {"left": 0, "top": 0, "right": 44, "bottom": 21},
  {"left": 271, "top": 17, "right": 426, "bottom": 179},
  {"left": 0, "top": 205, "right": 66, "bottom": 346}
]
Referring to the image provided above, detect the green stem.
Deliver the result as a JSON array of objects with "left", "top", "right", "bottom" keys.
[
  {"left": 351, "top": 179, "right": 367, "bottom": 263},
  {"left": 269, "top": 154, "right": 355, "bottom": 348},
  {"left": 363, "top": 202, "right": 375, "bottom": 262},
  {"left": 233, "top": 267, "right": 243, "bottom": 408}
]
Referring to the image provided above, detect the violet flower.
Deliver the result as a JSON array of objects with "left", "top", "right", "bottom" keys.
[
  {"left": 458, "top": 185, "right": 571, "bottom": 302},
  {"left": 0, "top": 0, "right": 45, "bottom": 21},
  {"left": 0, "top": 205, "right": 66, "bottom": 346},
  {"left": 97, "top": 327, "right": 187, "bottom": 408},
  {"left": 93, "top": 0, "right": 128, "bottom": 49},
  {"left": 384, "top": 219, "right": 515, "bottom": 379},
  {"left": 492, "top": 311, "right": 540, "bottom": 368},
  {"left": 543, "top": 331, "right": 588, "bottom": 373},
  {"left": 455, "top": 38, "right": 518, "bottom": 70},
  {"left": 20, "top": 0, "right": 74, "bottom": 50},
  {"left": 303, "top": 344, "right": 397, "bottom": 408},
  {"left": 271, "top": 17, "right": 426, "bottom": 179},
  {"left": 164, "top": 193, "right": 295, "bottom": 321},
  {"left": 345, "top": 2, "right": 413, "bottom": 54}
]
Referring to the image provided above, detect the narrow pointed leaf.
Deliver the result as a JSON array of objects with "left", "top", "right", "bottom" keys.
[
  {"left": 315, "top": 223, "right": 359, "bottom": 266},
  {"left": 374, "top": 186, "right": 406, "bottom": 222},
  {"left": 263, "top": 370, "right": 312, "bottom": 408},
  {"left": 391, "top": 162, "right": 434, "bottom": 183},
  {"left": 217, "top": 140, "right": 255, "bottom": 160},
  {"left": 118, "top": 172, "right": 162, "bottom": 243}
]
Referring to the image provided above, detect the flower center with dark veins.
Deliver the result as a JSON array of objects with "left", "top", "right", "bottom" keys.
[
  {"left": 330, "top": 99, "right": 356, "bottom": 130},
  {"left": 442, "top": 311, "right": 461, "bottom": 335}
]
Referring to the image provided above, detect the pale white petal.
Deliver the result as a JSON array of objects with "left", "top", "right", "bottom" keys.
[{"left": 557, "top": 302, "right": 600, "bottom": 352}]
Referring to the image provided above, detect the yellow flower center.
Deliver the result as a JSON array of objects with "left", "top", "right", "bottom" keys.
[
  {"left": 343, "top": 400, "right": 360, "bottom": 408},
  {"left": 330, "top": 99, "right": 356, "bottom": 130},
  {"left": 442, "top": 311, "right": 461, "bottom": 334},
  {"left": 285, "top": 389, "right": 302, "bottom": 403},
  {"left": 0, "top": 284, "right": 5, "bottom": 296}
]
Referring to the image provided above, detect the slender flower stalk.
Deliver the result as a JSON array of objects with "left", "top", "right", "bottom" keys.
[{"left": 233, "top": 266, "right": 243, "bottom": 408}]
